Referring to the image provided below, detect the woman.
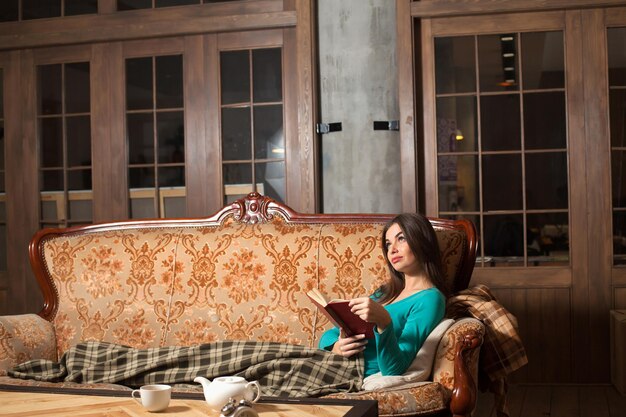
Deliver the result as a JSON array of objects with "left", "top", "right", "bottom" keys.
[{"left": 319, "top": 213, "right": 447, "bottom": 377}]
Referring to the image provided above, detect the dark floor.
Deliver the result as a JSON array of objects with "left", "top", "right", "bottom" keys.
[{"left": 473, "top": 384, "right": 626, "bottom": 417}]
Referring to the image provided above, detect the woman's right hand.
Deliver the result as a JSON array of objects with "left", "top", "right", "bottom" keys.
[{"left": 331, "top": 332, "right": 367, "bottom": 357}]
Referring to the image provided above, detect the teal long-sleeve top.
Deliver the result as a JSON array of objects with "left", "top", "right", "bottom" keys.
[{"left": 318, "top": 287, "right": 445, "bottom": 377}]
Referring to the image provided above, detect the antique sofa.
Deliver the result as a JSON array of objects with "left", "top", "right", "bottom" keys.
[{"left": 0, "top": 192, "right": 484, "bottom": 417}]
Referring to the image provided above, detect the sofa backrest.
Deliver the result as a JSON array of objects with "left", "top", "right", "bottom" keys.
[{"left": 30, "top": 193, "right": 476, "bottom": 356}]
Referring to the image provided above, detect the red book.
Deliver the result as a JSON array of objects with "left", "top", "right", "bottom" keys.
[{"left": 306, "top": 288, "right": 375, "bottom": 339}]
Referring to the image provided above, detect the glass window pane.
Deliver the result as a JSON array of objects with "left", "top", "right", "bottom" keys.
[
  {"left": 521, "top": 31, "right": 564, "bottom": 89},
  {"left": 613, "top": 150, "right": 626, "bottom": 208},
  {"left": 610, "top": 89, "right": 626, "bottom": 148},
  {"left": 38, "top": 64, "right": 62, "bottom": 115},
  {"left": 40, "top": 117, "right": 63, "bottom": 167},
  {"left": 0, "top": 202, "right": 5, "bottom": 222},
  {"left": 159, "top": 166, "right": 185, "bottom": 187},
  {"left": 23, "top": 0, "right": 61, "bottom": 19},
  {"left": 253, "top": 105, "right": 283, "bottom": 159},
  {"left": 128, "top": 113, "right": 155, "bottom": 164},
  {"left": 0, "top": 173, "right": 4, "bottom": 193},
  {"left": 478, "top": 33, "right": 519, "bottom": 92},
  {"left": 480, "top": 94, "right": 521, "bottom": 151},
  {"left": 484, "top": 214, "right": 524, "bottom": 263},
  {"left": 65, "top": 63, "right": 90, "bottom": 113},
  {"left": 118, "top": 0, "right": 151, "bottom": 10},
  {"left": 131, "top": 195, "right": 156, "bottom": 218},
  {"left": 255, "top": 161, "right": 285, "bottom": 203},
  {"left": 615, "top": 211, "right": 626, "bottom": 265},
  {"left": 223, "top": 163, "right": 252, "bottom": 186},
  {"left": 157, "top": 111, "right": 184, "bottom": 164},
  {"left": 221, "top": 51, "right": 250, "bottom": 104},
  {"left": 40, "top": 170, "right": 63, "bottom": 191},
  {"left": 608, "top": 28, "right": 626, "bottom": 86},
  {"left": 156, "top": 55, "right": 183, "bottom": 109},
  {"left": 526, "top": 152, "right": 568, "bottom": 210},
  {"left": 163, "top": 196, "right": 186, "bottom": 217},
  {"left": 126, "top": 57, "right": 153, "bottom": 110},
  {"left": 438, "top": 155, "right": 479, "bottom": 212},
  {"left": 436, "top": 96, "right": 477, "bottom": 153},
  {"left": 65, "top": 0, "right": 97, "bottom": 16},
  {"left": 66, "top": 116, "right": 91, "bottom": 167},
  {"left": 68, "top": 169, "right": 92, "bottom": 191},
  {"left": 129, "top": 167, "right": 154, "bottom": 188},
  {"left": 156, "top": 0, "right": 198, "bottom": 7},
  {"left": 40, "top": 199, "right": 57, "bottom": 221},
  {"left": 69, "top": 198, "right": 92, "bottom": 221},
  {"left": 222, "top": 107, "right": 251, "bottom": 160},
  {"left": 0, "top": 1, "right": 18, "bottom": 22},
  {"left": 527, "top": 212, "right": 569, "bottom": 266},
  {"left": 435, "top": 36, "right": 476, "bottom": 94},
  {"left": 524, "top": 92, "right": 566, "bottom": 150},
  {"left": 482, "top": 154, "right": 523, "bottom": 211},
  {"left": 253, "top": 48, "right": 282, "bottom": 103}
]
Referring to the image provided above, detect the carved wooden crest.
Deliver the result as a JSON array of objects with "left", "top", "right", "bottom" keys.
[{"left": 233, "top": 192, "right": 277, "bottom": 224}]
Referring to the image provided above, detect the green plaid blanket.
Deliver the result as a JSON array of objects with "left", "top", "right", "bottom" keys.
[{"left": 8, "top": 340, "right": 364, "bottom": 397}]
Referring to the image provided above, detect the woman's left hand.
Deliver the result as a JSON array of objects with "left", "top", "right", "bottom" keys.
[{"left": 349, "top": 297, "right": 391, "bottom": 333}]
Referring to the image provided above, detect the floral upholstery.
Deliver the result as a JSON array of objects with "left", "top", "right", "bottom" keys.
[
  {"left": 0, "top": 194, "right": 481, "bottom": 416},
  {"left": 325, "top": 381, "right": 450, "bottom": 416},
  {"left": 0, "top": 314, "right": 56, "bottom": 376}
]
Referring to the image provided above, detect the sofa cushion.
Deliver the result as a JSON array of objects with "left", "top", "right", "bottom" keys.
[
  {"left": 362, "top": 318, "right": 454, "bottom": 390},
  {"left": 0, "top": 314, "right": 57, "bottom": 375}
]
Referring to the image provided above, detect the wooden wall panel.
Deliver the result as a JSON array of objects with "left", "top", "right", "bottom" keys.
[
  {"left": 92, "top": 42, "right": 128, "bottom": 222},
  {"left": 398, "top": 0, "right": 418, "bottom": 213},
  {"left": 292, "top": 0, "right": 317, "bottom": 213},
  {"left": 0, "top": 1, "right": 293, "bottom": 51},
  {"left": 491, "top": 288, "right": 572, "bottom": 383},
  {"left": 614, "top": 288, "right": 626, "bottom": 309},
  {"left": 411, "top": 0, "right": 626, "bottom": 18},
  {"left": 581, "top": 8, "right": 613, "bottom": 383},
  {"left": 5, "top": 50, "right": 41, "bottom": 314},
  {"left": 565, "top": 9, "right": 593, "bottom": 383},
  {"left": 184, "top": 34, "right": 221, "bottom": 216}
]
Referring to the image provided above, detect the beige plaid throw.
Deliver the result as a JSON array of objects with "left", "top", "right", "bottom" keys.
[
  {"left": 447, "top": 284, "right": 528, "bottom": 417},
  {"left": 8, "top": 340, "right": 363, "bottom": 397}
]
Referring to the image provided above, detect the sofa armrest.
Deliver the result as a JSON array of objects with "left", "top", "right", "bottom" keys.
[
  {"left": 432, "top": 318, "right": 484, "bottom": 417},
  {"left": 0, "top": 314, "right": 57, "bottom": 375}
]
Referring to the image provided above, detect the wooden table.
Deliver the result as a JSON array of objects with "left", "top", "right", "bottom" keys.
[{"left": 0, "top": 386, "right": 377, "bottom": 417}]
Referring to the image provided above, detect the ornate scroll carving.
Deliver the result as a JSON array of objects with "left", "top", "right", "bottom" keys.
[{"left": 233, "top": 192, "right": 276, "bottom": 224}]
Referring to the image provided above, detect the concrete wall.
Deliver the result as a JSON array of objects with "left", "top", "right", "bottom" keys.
[{"left": 318, "top": 0, "right": 401, "bottom": 213}]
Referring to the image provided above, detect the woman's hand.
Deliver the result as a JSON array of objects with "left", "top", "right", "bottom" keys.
[
  {"left": 332, "top": 333, "right": 367, "bottom": 357},
  {"left": 349, "top": 297, "right": 392, "bottom": 333}
]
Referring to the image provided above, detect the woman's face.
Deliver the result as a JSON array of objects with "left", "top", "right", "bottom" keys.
[{"left": 385, "top": 223, "right": 420, "bottom": 276}]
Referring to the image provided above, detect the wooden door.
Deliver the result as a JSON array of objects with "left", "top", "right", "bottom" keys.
[{"left": 402, "top": 2, "right": 625, "bottom": 383}]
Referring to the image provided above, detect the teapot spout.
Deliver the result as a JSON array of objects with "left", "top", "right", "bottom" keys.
[{"left": 193, "top": 376, "right": 212, "bottom": 390}]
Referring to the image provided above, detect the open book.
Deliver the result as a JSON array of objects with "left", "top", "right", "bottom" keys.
[{"left": 306, "top": 288, "right": 375, "bottom": 338}]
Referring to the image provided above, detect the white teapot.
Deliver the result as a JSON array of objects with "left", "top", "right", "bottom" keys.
[{"left": 194, "top": 376, "right": 261, "bottom": 411}]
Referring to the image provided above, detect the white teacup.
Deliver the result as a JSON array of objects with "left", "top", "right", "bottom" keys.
[{"left": 131, "top": 384, "right": 172, "bottom": 412}]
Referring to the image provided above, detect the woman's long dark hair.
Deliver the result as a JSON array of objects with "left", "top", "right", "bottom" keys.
[{"left": 376, "top": 213, "right": 448, "bottom": 304}]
